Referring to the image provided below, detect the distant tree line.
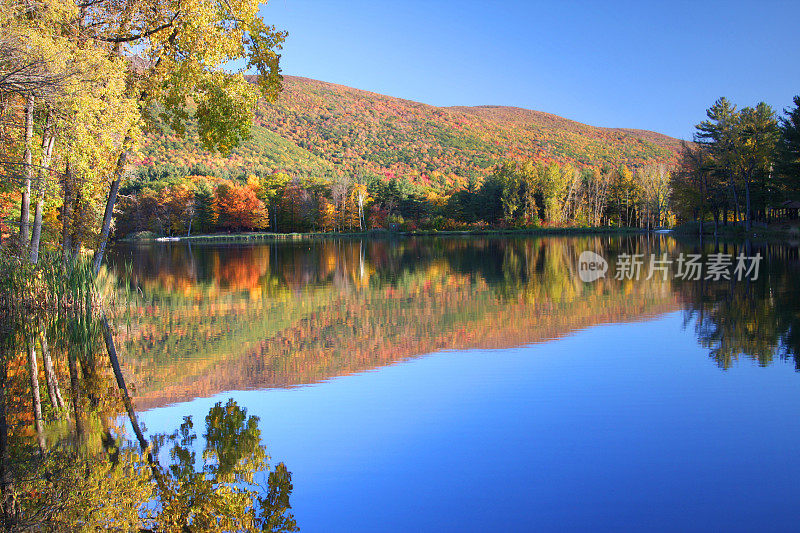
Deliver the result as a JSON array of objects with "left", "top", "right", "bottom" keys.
[{"left": 118, "top": 159, "right": 674, "bottom": 236}]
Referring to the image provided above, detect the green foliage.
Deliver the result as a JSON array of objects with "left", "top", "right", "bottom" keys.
[
  {"left": 673, "top": 96, "right": 783, "bottom": 228},
  {"left": 777, "top": 96, "right": 800, "bottom": 195},
  {"left": 196, "top": 75, "right": 259, "bottom": 156},
  {"left": 194, "top": 181, "right": 218, "bottom": 234},
  {"left": 151, "top": 399, "right": 297, "bottom": 532}
]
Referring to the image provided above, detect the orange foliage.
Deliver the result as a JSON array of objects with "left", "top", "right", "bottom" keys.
[{"left": 215, "top": 181, "right": 269, "bottom": 231}]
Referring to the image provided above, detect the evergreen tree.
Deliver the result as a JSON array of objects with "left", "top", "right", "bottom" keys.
[
  {"left": 694, "top": 97, "right": 779, "bottom": 228},
  {"left": 736, "top": 103, "right": 779, "bottom": 227},
  {"left": 777, "top": 96, "right": 800, "bottom": 196},
  {"left": 194, "top": 181, "right": 218, "bottom": 234}
]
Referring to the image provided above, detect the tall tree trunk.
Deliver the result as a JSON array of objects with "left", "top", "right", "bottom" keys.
[
  {"left": 38, "top": 328, "right": 64, "bottom": 412},
  {"left": 92, "top": 138, "right": 130, "bottom": 275},
  {"left": 29, "top": 193, "right": 44, "bottom": 264},
  {"left": 731, "top": 183, "right": 740, "bottom": 225},
  {"left": 29, "top": 112, "right": 55, "bottom": 264},
  {"left": 25, "top": 339, "right": 45, "bottom": 453},
  {"left": 19, "top": 94, "right": 34, "bottom": 252},
  {"left": 67, "top": 180, "right": 83, "bottom": 261}
]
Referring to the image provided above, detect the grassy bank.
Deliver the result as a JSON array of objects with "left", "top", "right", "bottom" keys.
[{"left": 118, "top": 226, "right": 649, "bottom": 244}]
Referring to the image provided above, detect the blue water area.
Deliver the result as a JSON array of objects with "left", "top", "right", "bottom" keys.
[{"left": 139, "top": 312, "right": 800, "bottom": 532}]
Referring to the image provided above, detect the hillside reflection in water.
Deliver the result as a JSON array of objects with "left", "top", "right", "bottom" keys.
[
  {"left": 109, "top": 235, "right": 800, "bottom": 410},
  {"left": 111, "top": 235, "right": 800, "bottom": 532}
]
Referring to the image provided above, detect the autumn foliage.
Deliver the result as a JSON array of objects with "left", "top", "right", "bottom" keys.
[{"left": 216, "top": 181, "right": 269, "bottom": 231}]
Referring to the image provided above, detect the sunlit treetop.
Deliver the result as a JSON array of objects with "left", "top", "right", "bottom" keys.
[{"left": 1, "top": 0, "right": 286, "bottom": 156}]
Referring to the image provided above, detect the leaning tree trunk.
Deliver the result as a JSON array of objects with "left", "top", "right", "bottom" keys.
[
  {"left": 19, "top": 94, "right": 34, "bottom": 252},
  {"left": 92, "top": 137, "right": 130, "bottom": 276},
  {"left": 101, "top": 315, "right": 169, "bottom": 490},
  {"left": 101, "top": 315, "right": 147, "bottom": 451}
]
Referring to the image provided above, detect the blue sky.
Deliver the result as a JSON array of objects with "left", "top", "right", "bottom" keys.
[{"left": 259, "top": 0, "right": 800, "bottom": 140}]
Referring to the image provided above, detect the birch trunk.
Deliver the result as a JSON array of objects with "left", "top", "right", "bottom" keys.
[
  {"left": 39, "top": 328, "right": 64, "bottom": 412},
  {"left": 19, "top": 94, "right": 34, "bottom": 251},
  {"left": 61, "top": 164, "right": 75, "bottom": 264},
  {"left": 29, "top": 112, "right": 55, "bottom": 264},
  {"left": 26, "top": 340, "right": 45, "bottom": 453}
]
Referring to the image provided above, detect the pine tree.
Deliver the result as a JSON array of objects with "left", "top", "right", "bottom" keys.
[
  {"left": 777, "top": 96, "right": 800, "bottom": 196},
  {"left": 194, "top": 181, "right": 218, "bottom": 234}
]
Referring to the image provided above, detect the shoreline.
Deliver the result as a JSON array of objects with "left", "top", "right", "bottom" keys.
[
  {"left": 671, "top": 222, "right": 800, "bottom": 244},
  {"left": 118, "top": 226, "right": 650, "bottom": 244}
]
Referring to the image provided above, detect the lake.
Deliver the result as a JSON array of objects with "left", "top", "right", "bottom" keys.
[{"left": 109, "top": 235, "right": 800, "bottom": 532}]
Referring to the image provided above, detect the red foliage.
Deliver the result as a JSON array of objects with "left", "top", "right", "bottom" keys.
[{"left": 216, "top": 182, "right": 269, "bottom": 231}]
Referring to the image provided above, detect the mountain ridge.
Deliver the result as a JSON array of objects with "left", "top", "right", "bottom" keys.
[
  {"left": 138, "top": 74, "right": 683, "bottom": 189},
  {"left": 447, "top": 104, "right": 680, "bottom": 141}
]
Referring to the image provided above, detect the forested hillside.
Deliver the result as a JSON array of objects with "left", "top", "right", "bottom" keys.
[{"left": 136, "top": 75, "right": 681, "bottom": 189}]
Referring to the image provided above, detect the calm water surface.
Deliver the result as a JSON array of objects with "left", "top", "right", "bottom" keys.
[{"left": 110, "top": 236, "right": 800, "bottom": 532}]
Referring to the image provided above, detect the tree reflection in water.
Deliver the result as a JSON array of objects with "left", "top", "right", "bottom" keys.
[
  {"left": 110, "top": 236, "right": 800, "bottom": 411},
  {"left": 0, "top": 255, "right": 297, "bottom": 532},
  {"left": 675, "top": 241, "right": 800, "bottom": 370},
  {"left": 149, "top": 398, "right": 297, "bottom": 532},
  {"left": 3, "top": 236, "right": 800, "bottom": 529}
]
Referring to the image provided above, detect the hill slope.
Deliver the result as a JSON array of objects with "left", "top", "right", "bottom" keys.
[{"left": 137, "top": 75, "right": 682, "bottom": 189}]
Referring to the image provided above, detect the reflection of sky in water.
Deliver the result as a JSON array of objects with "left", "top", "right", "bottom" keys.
[{"left": 138, "top": 312, "right": 800, "bottom": 532}]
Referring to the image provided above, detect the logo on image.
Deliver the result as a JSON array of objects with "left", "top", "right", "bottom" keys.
[{"left": 578, "top": 251, "right": 608, "bottom": 283}]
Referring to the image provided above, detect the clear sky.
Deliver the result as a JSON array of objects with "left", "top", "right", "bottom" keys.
[{"left": 259, "top": 0, "right": 800, "bottom": 140}]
